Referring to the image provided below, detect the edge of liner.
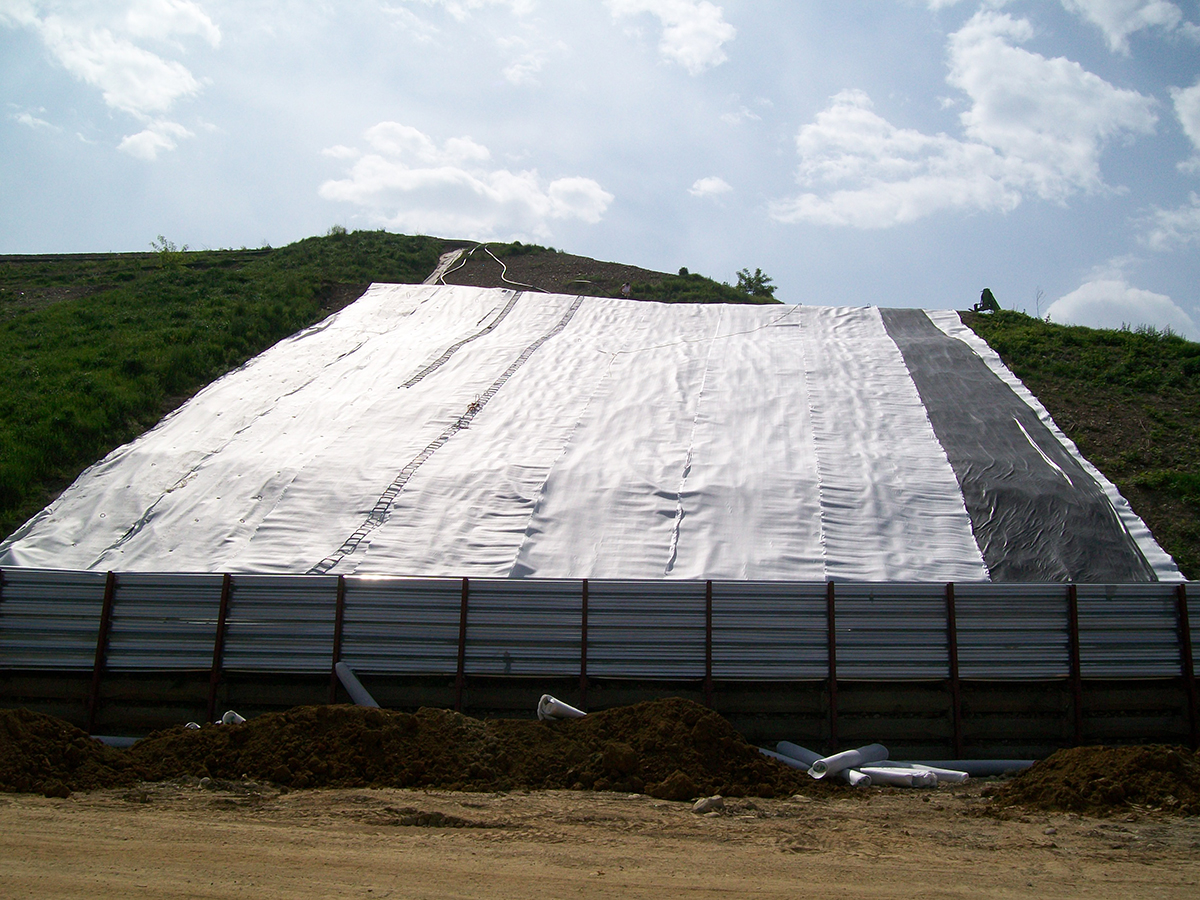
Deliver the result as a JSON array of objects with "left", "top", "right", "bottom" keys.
[{"left": 924, "top": 308, "right": 1182, "bottom": 582}]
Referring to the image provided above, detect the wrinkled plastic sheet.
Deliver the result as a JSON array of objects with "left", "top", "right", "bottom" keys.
[{"left": 0, "top": 287, "right": 1177, "bottom": 581}]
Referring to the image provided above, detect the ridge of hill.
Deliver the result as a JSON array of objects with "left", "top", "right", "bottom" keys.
[{"left": 1, "top": 231, "right": 1196, "bottom": 578}]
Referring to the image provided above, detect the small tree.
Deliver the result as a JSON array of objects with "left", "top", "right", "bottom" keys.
[
  {"left": 735, "top": 267, "right": 776, "bottom": 299},
  {"left": 150, "top": 235, "right": 188, "bottom": 269}
]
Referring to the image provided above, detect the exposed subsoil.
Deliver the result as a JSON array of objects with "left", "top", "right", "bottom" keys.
[
  {"left": 438, "top": 246, "right": 670, "bottom": 298},
  {"left": 986, "top": 745, "right": 1200, "bottom": 816},
  {"left": 1, "top": 699, "right": 827, "bottom": 801},
  {"left": 7, "top": 699, "right": 1200, "bottom": 823}
]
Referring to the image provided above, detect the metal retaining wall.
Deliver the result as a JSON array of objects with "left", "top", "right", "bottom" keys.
[{"left": 1, "top": 568, "right": 1197, "bottom": 755}]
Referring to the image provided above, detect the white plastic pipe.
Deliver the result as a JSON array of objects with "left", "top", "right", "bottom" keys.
[
  {"left": 858, "top": 766, "right": 938, "bottom": 787},
  {"left": 776, "top": 742, "right": 822, "bottom": 767},
  {"left": 335, "top": 661, "right": 380, "bottom": 708},
  {"left": 537, "top": 694, "right": 586, "bottom": 721},
  {"left": 911, "top": 760, "right": 1034, "bottom": 777},
  {"left": 760, "top": 747, "right": 806, "bottom": 769},
  {"left": 808, "top": 743, "right": 889, "bottom": 779},
  {"left": 881, "top": 761, "right": 970, "bottom": 784},
  {"left": 843, "top": 768, "right": 872, "bottom": 787},
  {"left": 761, "top": 748, "right": 871, "bottom": 787}
]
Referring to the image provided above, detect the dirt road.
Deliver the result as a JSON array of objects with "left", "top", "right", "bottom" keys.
[{"left": 3, "top": 780, "right": 1198, "bottom": 899}]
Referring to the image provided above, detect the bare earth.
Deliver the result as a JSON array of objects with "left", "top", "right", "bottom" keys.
[{"left": 3, "top": 781, "right": 1198, "bottom": 899}]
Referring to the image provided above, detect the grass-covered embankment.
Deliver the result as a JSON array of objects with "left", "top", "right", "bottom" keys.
[
  {"left": 0, "top": 231, "right": 776, "bottom": 543},
  {"left": 963, "top": 310, "right": 1200, "bottom": 579},
  {"left": 0, "top": 231, "right": 442, "bottom": 541}
]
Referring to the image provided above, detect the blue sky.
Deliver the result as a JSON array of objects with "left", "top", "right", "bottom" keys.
[{"left": 2, "top": 1, "right": 1199, "bottom": 335}]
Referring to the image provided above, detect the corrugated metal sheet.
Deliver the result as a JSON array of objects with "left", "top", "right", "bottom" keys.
[
  {"left": 464, "top": 579, "right": 581, "bottom": 676},
  {"left": 0, "top": 568, "right": 107, "bottom": 669},
  {"left": 586, "top": 580, "right": 706, "bottom": 679},
  {"left": 220, "top": 575, "right": 337, "bottom": 673},
  {"left": 711, "top": 582, "right": 826, "bottom": 680},
  {"left": 340, "top": 577, "right": 462, "bottom": 675},
  {"left": 954, "top": 583, "right": 1070, "bottom": 679},
  {"left": 105, "top": 573, "right": 224, "bottom": 670},
  {"left": 1, "top": 568, "right": 1197, "bottom": 681},
  {"left": 835, "top": 583, "right": 949, "bottom": 680},
  {"left": 1076, "top": 584, "right": 1182, "bottom": 678}
]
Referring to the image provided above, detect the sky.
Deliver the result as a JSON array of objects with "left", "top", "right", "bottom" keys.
[{"left": 2, "top": 1, "right": 1199, "bottom": 336}]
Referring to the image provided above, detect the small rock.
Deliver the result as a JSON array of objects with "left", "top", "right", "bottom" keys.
[
  {"left": 1043, "top": 826, "right": 1057, "bottom": 835},
  {"left": 199, "top": 777, "right": 214, "bottom": 790},
  {"left": 692, "top": 795, "right": 725, "bottom": 814}
]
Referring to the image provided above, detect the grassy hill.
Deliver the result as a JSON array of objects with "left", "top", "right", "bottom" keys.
[
  {"left": 0, "top": 231, "right": 776, "bottom": 542},
  {"left": 2, "top": 231, "right": 1196, "bottom": 578}
]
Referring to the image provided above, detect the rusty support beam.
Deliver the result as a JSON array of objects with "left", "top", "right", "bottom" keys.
[
  {"left": 455, "top": 577, "right": 469, "bottom": 712},
  {"left": 1067, "top": 583, "right": 1084, "bottom": 745},
  {"left": 946, "top": 582, "right": 963, "bottom": 759},
  {"left": 704, "top": 580, "right": 714, "bottom": 709},
  {"left": 206, "top": 573, "right": 234, "bottom": 723},
  {"left": 1177, "top": 583, "right": 1197, "bottom": 751},
  {"left": 826, "top": 580, "right": 838, "bottom": 753},
  {"left": 579, "top": 579, "right": 589, "bottom": 709},
  {"left": 329, "top": 575, "right": 347, "bottom": 705},
  {"left": 86, "top": 571, "right": 117, "bottom": 734}
]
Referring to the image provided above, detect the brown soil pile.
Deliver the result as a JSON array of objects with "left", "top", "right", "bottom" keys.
[
  {"left": 985, "top": 745, "right": 1200, "bottom": 816},
  {"left": 0, "top": 707, "right": 138, "bottom": 797},
  {"left": 2, "top": 699, "right": 827, "bottom": 801}
]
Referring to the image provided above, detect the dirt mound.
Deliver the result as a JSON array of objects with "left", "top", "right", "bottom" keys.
[
  {"left": 1, "top": 699, "right": 828, "bottom": 801},
  {"left": 0, "top": 708, "right": 137, "bottom": 797},
  {"left": 985, "top": 745, "right": 1200, "bottom": 816}
]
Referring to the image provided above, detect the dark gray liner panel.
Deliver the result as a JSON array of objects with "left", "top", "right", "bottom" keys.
[{"left": 880, "top": 308, "right": 1153, "bottom": 583}]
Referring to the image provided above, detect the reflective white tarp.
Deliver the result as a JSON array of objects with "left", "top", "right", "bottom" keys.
[{"left": 0, "top": 285, "right": 1175, "bottom": 581}]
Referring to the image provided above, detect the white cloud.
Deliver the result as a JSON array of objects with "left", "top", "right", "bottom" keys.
[
  {"left": 319, "top": 122, "right": 614, "bottom": 239},
  {"left": 14, "top": 109, "right": 57, "bottom": 130},
  {"left": 502, "top": 51, "right": 543, "bottom": 85},
  {"left": 321, "top": 144, "right": 360, "bottom": 160},
  {"left": 773, "top": 12, "right": 1158, "bottom": 228},
  {"left": 689, "top": 175, "right": 732, "bottom": 197},
  {"left": 607, "top": 0, "right": 736, "bottom": 74},
  {"left": 1172, "top": 79, "right": 1200, "bottom": 172},
  {"left": 39, "top": 16, "right": 202, "bottom": 115},
  {"left": 1046, "top": 277, "right": 1196, "bottom": 338},
  {"left": 1059, "top": 0, "right": 1195, "bottom": 53},
  {"left": 117, "top": 118, "right": 192, "bottom": 159},
  {"left": 770, "top": 90, "right": 1021, "bottom": 228},
  {"left": 123, "top": 0, "right": 220, "bottom": 48},
  {"left": 948, "top": 11, "right": 1157, "bottom": 200},
  {"left": 1, "top": 2, "right": 217, "bottom": 158},
  {"left": 1139, "top": 192, "right": 1200, "bottom": 250},
  {"left": 403, "top": 0, "right": 534, "bottom": 22}
]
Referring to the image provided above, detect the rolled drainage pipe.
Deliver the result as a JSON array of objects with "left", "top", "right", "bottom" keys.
[
  {"left": 537, "top": 694, "right": 586, "bottom": 721},
  {"left": 910, "top": 760, "right": 1035, "bottom": 778},
  {"left": 760, "top": 747, "right": 871, "bottom": 787},
  {"left": 858, "top": 766, "right": 938, "bottom": 788},
  {"left": 872, "top": 761, "right": 970, "bottom": 784},
  {"left": 808, "top": 743, "right": 889, "bottom": 780},
  {"left": 776, "top": 741, "right": 821, "bottom": 767},
  {"left": 776, "top": 743, "right": 1033, "bottom": 779},
  {"left": 335, "top": 661, "right": 380, "bottom": 708}
]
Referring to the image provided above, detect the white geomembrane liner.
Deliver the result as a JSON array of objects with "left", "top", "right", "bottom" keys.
[{"left": 0, "top": 286, "right": 1170, "bottom": 580}]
